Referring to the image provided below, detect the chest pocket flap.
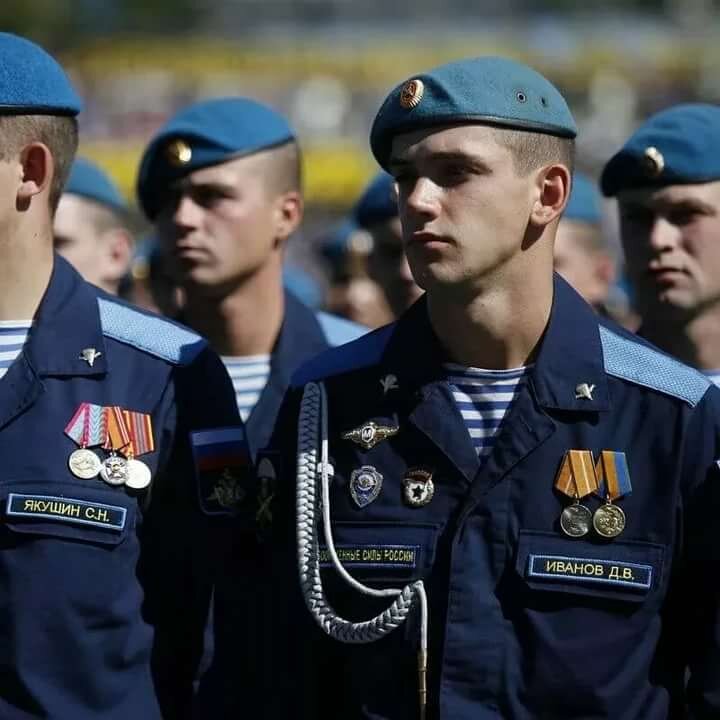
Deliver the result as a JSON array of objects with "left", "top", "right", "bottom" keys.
[
  {"left": 320, "top": 521, "right": 440, "bottom": 584},
  {"left": 2, "top": 481, "right": 133, "bottom": 546},
  {"left": 516, "top": 529, "right": 665, "bottom": 603}
]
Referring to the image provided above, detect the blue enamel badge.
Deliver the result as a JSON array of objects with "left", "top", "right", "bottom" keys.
[{"left": 349, "top": 465, "right": 383, "bottom": 508}]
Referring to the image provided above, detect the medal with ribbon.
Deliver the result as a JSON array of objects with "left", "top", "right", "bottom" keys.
[
  {"left": 592, "top": 451, "right": 631, "bottom": 538},
  {"left": 65, "top": 403, "right": 107, "bottom": 479},
  {"left": 554, "top": 450, "right": 598, "bottom": 538},
  {"left": 122, "top": 409, "right": 155, "bottom": 490},
  {"left": 100, "top": 406, "right": 132, "bottom": 486}
]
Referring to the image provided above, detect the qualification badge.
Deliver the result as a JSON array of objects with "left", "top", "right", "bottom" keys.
[
  {"left": 554, "top": 450, "right": 598, "bottom": 538},
  {"left": 402, "top": 469, "right": 434, "bottom": 508},
  {"left": 592, "top": 451, "right": 631, "bottom": 538},
  {"left": 349, "top": 466, "right": 383, "bottom": 508},
  {"left": 342, "top": 421, "right": 399, "bottom": 450}
]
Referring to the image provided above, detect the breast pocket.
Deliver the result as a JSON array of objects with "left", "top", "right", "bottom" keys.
[
  {"left": 0, "top": 481, "right": 138, "bottom": 615},
  {"left": 515, "top": 529, "right": 665, "bottom": 604},
  {"left": 320, "top": 521, "right": 440, "bottom": 586}
]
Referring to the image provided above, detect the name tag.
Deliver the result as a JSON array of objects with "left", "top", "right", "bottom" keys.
[
  {"left": 7, "top": 493, "right": 126, "bottom": 531},
  {"left": 319, "top": 544, "right": 419, "bottom": 569},
  {"left": 527, "top": 553, "right": 652, "bottom": 591}
]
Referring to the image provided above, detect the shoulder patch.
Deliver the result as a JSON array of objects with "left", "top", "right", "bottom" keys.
[
  {"left": 599, "top": 325, "right": 710, "bottom": 406},
  {"left": 98, "top": 297, "right": 207, "bottom": 366},
  {"left": 292, "top": 323, "right": 394, "bottom": 387},
  {"left": 316, "top": 311, "right": 368, "bottom": 347}
]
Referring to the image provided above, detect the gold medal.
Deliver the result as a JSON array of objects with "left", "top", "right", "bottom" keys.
[
  {"left": 68, "top": 448, "right": 102, "bottom": 480},
  {"left": 592, "top": 503, "right": 626, "bottom": 538},
  {"left": 560, "top": 502, "right": 592, "bottom": 538}
]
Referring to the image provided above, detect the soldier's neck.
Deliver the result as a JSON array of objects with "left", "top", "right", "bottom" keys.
[
  {"left": 183, "top": 263, "right": 285, "bottom": 357},
  {"left": 641, "top": 303, "right": 720, "bottom": 371},
  {"left": 0, "top": 223, "right": 53, "bottom": 321},
  {"left": 427, "top": 271, "right": 553, "bottom": 370}
]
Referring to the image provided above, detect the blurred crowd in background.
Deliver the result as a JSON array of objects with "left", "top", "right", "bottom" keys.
[{"left": 7, "top": 0, "right": 720, "bottom": 328}]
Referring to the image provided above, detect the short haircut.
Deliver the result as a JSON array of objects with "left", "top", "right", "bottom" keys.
[
  {"left": 561, "top": 219, "right": 612, "bottom": 257},
  {"left": 492, "top": 126, "right": 575, "bottom": 177},
  {"left": 80, "top": 198, "right": 129, "bottom": 235},
  {"left": 261, "top": 139, "right": 303, "bottom": 196},
  {"left": 0, "top": 114, "right": 78, "bottom": 212}
]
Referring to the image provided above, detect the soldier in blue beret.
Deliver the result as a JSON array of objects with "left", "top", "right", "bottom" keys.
[
  {"left": 268, "top": 58, "right": 720, "bottom": 718},
  {"left": 602, "top": 103, "right": 720, "bottom": 384},
  {"left": 137, "top": 95, "right": 366, "bottom": 716},
  {"left": 354, "top": 170, "right": 423, "bottom": 320},
  {"left": 137, "top": 97, "right": 365, "bottom": 441},
  {"left": 0, "top": 33, "right": 245, "bottom": 719},
  {"left": 553, "top": 171, "right": 617, "bottom": 313},
  {"left": 53, "top": 157, "right": 134, "bottom": 295}
]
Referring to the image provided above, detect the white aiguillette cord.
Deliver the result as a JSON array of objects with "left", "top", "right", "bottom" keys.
[{"left": 296, "top": 381, "right": 428, "bottom": 719}]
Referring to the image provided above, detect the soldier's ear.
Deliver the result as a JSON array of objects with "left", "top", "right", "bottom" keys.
[
  {"left": 273, "top": 190, "right": 303, "bottom": 248},
  {"left": 17, "top": 142, "right": 53, "bottom": 210},
  {"left": 529, "top": 163, "right": 571, "bottom": 228}
]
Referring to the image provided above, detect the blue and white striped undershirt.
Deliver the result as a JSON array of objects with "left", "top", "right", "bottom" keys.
[
  {"left": 0, "top": 321, "right": 32, "bottom": 381},
  {"left": 445, "top": 363, "right": 530, "bottom": 459},
  {"left": 222, "top": 354, "right": 271, "bottom": 422}
]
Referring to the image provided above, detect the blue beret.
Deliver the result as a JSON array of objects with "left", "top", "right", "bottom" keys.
[
  {"left": 320, "top": 218, "right": 358, "bottom": 266},
  {"left": 370, "top": 56, "right": 576, "bottom": 170},
  {"left": 601, "top": 104, "right": 720, "bottom": 197},
  {"left": 353, "top": 171, "right": 398, "bottom": 229},
  {"left": 564, "top": 172, "right": 601, "bottom": 225},
  {"left": 0, "top": 33, "right": 81, "bottom": 116},
  {"left": 65, "top": 157, "right": 126, "bottom": 211},
  {"left": 137, "top": 97, "right": 296, "bottom": 219}
]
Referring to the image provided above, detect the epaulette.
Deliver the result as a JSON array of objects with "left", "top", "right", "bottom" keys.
[
  {"left": 599, "top": 325, "right": 710, "bottom": 407},
  {"left": 316, "top": 311, "right": 368, "bottom": 348},
  {"left": 98, "top": 297, "right": 207, "bottom": 366},
  {"left": 292, "top": 323, "right": 394, "bottom": 388}
]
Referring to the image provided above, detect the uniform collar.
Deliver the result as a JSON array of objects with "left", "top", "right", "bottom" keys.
[
  {"left": 26, "top": 254, "right": 107, "bottom": 377},
  {"left": 381, "top": 273, "right": 609, "bottom": 413}
]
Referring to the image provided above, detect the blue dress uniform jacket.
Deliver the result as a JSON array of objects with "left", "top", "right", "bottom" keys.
[
  {"left": 0, "top": 256, "right": 241, "bottom": 720},
  {"left": 273, "top": 274, "right": 720, "bottom": 719}
]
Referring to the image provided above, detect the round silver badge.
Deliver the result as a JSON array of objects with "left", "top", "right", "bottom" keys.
[
  {"left": 100, "top": 455, "right": 129, "bottom": 486},
  {"left": 559, "top": 503, "right": 592, "bottom": 538},
  {"left": 68, "top": 448, "right": 102, "bottom": 479},
  {"left": 125, "top": 459, "right": 152, "bottom": 490}
]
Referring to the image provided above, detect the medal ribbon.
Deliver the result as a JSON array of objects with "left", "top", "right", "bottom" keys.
[
  {"left": 123, "top": 410, "right": 155, "bottom": 458},
  {"left": 65, "top": 403, "right": 89, "bottom": 447},
  {"left": 555, "top": 450, "right": 598, "bottom": 499},
  {"left": 104, "top": 406, "right": 131, "bottom": 453},
  {"left": 65, "top": 403, "right": 108, "bottom": 448},
  {"left": 595, "top": 451, "right": 632, "bottom": 501}
]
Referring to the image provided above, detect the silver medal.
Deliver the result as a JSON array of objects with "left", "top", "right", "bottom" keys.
[
  {"left": 68, "top": 448, "right": 102, "bottom": 479},
  {"left": 100, "top": 454, "right": 129, "bottom": 486},
  {"left": 125, "top": 459, "right": 152, "bottom": 490}
]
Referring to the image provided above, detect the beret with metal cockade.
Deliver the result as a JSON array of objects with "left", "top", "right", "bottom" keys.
[
  {"left": 137, "top": 97, "right": 296, "bottom": 220},
  {"left": 601, "top": 104, "right": 720, "bottom": 197},
  {"left": 370, "top": 56, "right": 577, "bottom": 170}
]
